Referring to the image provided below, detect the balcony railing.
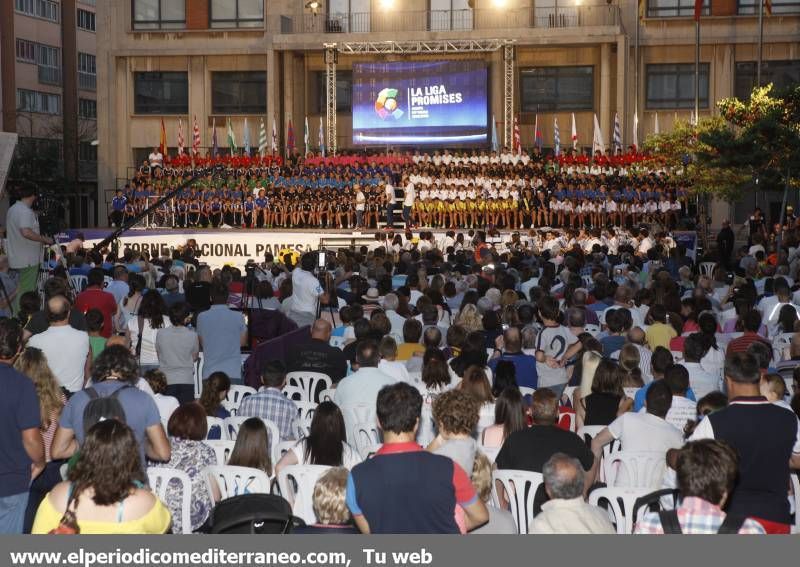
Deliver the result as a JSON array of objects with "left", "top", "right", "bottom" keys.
[
  {"left": 78, "top": 72, "right": 96, "bottom": 91},
  {"left": 38, "top": 65, "right": 62, "bottom": 86},
  {"left": 281, "top": 6, "right": 618, "bottom": 34}
]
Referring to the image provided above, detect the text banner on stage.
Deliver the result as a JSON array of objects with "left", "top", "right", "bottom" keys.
[{"left": 59, "top": 229, "right": 328, "bottom": 269}]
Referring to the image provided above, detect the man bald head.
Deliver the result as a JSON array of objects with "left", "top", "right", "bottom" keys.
[
  {"left": 628, "top": 326, "right": 646, "bottom": 345},
  {"left": 311, "top": 319, "right": 333, "bottom": 342},
  {"left": 503, "top": 326, "right": 522, "bottom": 353},
  {"left": 46, "top": 295, "right": 70, "bottom": 324}
]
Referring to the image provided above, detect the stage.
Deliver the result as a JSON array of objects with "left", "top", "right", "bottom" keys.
[{"left": 58, "top": 227, "right": 410, "bottom": 269}]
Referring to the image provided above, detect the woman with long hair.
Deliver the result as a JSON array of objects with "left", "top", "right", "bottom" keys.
[
  {"left": 199, "top": 371, "right": 231, "bottom": 420},
  {"left": 574, "top": 358, "right": 632, "bottom": 429},
  {"left": 491, "top": 360, "right": 519, "bottom": 398},
  {"left": 116, "top": 273, "right": 146, "bottom": 333},
  {"left": 126, "top": 289, "right": 170, "bottom": 372},
  {"left": 449, "top": 331, "right": 489, "bottom": 378},
  {"left": 14, "top": 347, "right": 67, "bottom": 532},
  {"left": 459, "top": 365, "right": 495, "bottom": 434},
  {"left": 32, "top": 420, "right": 171, "bottom": 534},
  {"left": 227, "top": 418, "right": 273, "bottom": 477},
  {"left": 275, "top": 402, "right": 359, "bottom": 475},
  {"left": 697, "top": 311, "right": 724, "bottom": 380},
  {"left": 480, "top": 388, "right": 526, "bottom": 448},
  {"left": 618, "top": 344, "right": 645, "bottom": 389},
  {"left": 454, "top": 303, "right": 483, "bottom": 333}
]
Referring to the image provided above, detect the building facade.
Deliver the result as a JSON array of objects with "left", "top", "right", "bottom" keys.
[
  {"left": 0, "top": 0, "right": 98, "bottom": 225},
  {"left": 92, "top": 0, "right": 799, "bottom": 226}
]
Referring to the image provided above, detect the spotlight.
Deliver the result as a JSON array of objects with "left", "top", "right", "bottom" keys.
[
  {"left": 305, "top": 0, "right": 320, "bottom": 13},
  {"left": 491, "top": 0, "right": 507, "bottom": 7}
]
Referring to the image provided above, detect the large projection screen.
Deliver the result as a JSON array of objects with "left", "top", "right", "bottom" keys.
[{"left": 352, "top": 60, "right": 488, "bottom": 146}]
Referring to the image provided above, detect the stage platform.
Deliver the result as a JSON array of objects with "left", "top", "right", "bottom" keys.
[{"left": 59, "top": 226, "right": 472, "bottom": 269}]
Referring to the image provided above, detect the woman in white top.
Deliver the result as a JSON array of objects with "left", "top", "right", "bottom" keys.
[
  {"left": 126, "top": 290, "right": 171, "bottom": 372},
  {"left": 458, "top": 365, "right": 496, "bottom": 436},
  {"left": 143, "top": 369, "right": 179, "bottom": 432},
  {"left": 275, "top": 402, "right": 360, "bottom": 474},
  {"left": 115, "top": 273, "right": 146, "bottom": 333}
]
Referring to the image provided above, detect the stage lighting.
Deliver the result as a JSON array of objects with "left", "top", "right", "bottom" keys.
[
  {"left": 379, "top": 0, "right": 394, "bottom": 9},
  {"left": 491, "top": 0, "right": 507, "bottom": 7},
  {"left": 305, "top": 0, "right": 320, "bottom": 14}
]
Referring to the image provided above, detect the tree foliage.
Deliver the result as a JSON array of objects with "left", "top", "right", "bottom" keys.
[{"left": 642, "top": 83, "right": 800, "bottom": 201}]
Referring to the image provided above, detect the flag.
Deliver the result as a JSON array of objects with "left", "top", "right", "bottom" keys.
[
  {"left": 765, "top": 0, "right": 772, "bottom": 15},
  {"left": 159, "top": 118, "right": 167, "bottom": 157},
  {"left": 694, "top": 0, "right": 703, "bottom": 20},
  {"left": 287, "top": 119, "right": 295, "bottom": 157},
  {"left": 534, "top": 114, "right": 543, "bottom": 150},
  {"left": 258, "top": 117, "right": 267, "bottom": 157},
  {"left": 211, "top": 117, "right": 218, "bottom": 157},
  {"left": 226, "top": 117, "right": 236, "bottom": 153},
  {"left": 654, "top": 112, "right": 660, "bottom": 135},
  {"left": 491, "top": 115, "right": 499, "bottom": 152},
  {"left": 632, "top": 111, "right": 639, "bottom": 149},
  {"left": 192, "top": 115, "right": 200, "bottom": 156},
  {"left": 304, "top": 116, "right": 310, "bottom": 156},
  {"left": 638, "top": 0, "right": 645, "bottom": 18},
  {"left": 318, "top": 118, "right": 325, "bottom": 157},
  {"left": 553, "top": 117, "right": 561, "bottom": 156},
  {"left": 690, "top": 110, "right": 696, "bottom": 126},
  {"left": 271, "top": 116, "right": 278, "bottom": 155},
  {"left": 571, "top": 113, "right": 578, "bottom": 150},
  {"left": 177, "top": 118, "right": 185, "bottom": 156},
  {"left": 613, "top": 112, "right": 622, "bottom": 152},
  {"left": 592, "top": 113, "right": 605, "bottom": 155},
  {"left": 243, "top": 118, "right": 251, "bottom": 156},
  {"left": 513, "top": 114, "right": 521, "bottom": 155}
]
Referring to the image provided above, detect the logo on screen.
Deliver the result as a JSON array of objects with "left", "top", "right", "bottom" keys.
[{"left": 375, "top": 88, "right": 404, "bottom": 120}]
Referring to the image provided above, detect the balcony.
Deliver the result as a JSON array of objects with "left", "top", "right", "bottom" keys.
[
  {"left": 279, "top": 5, "right": 619, "bottom": 34},
  {"left": 78, "top": 72, "right": 96, "bottom": 91},
  {"left": 38, "top": 65, "right": 62, "bottom": 86}
]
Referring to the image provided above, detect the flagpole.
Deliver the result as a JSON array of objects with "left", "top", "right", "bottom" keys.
[
  {"left": 756, "top": 0, "right": 764, "bottom": 86},
  {"left": 694, "top": 18, "right": 700, "bottom": 124},
  {"left": 634, "top": 8, "right": 640, "bottom": 146}
]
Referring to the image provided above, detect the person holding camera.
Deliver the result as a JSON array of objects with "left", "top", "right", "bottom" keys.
[{"left": 6, "top": 185, "right": 53, "bottom": 313}]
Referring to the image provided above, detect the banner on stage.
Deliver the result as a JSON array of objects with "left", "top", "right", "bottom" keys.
[{"left": 59, "top": 229, "right": 325, "bottom": 269}]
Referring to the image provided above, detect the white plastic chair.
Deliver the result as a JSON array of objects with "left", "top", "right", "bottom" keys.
[
  {"left": 276, "top": 440, "right": 297, "bottom": 461},
  {"left": 480, "top": 446, "right": 500, "bottom": 463},
  {"left": 340, "top": 403, "right": 377, "bottom": 446},
  {"left": 223, "top": 416, "right": 281, "bottom": 466},
  {"left": 205, "top": 416, "right": 227, "bottom": 440},
  {"left": 70, "top": 274, "right": 88, "bottom": 292},
  {"left": 576, "top": 425, "right": 606, "bottom": 443},
  {"left": 773, "top": 332, "right": 794, "bottom": 363},
  {"left": 791, "top": 473, "right": 800, "bottom": 530},
  {"left": 295, "top": 401, "right": 317, "bottom": 438},
  {"left": 276, "top": 464, "right": 332, "bottom": 525},
  {"left": 584, "top": 324, "right": 601, "bottom": 337},
  {"left": 282, "top": 384, "right": 305, "bottom": 401},
  {"left": 588, "top": 487, "right": 652, "bottom": 534},
  {"left": 147, "top": 467, "right": 193, "bottom": 534},
  {"left": 603, "top": 451, "right": 667, "bottom": 488},
  {"left": 193, "top": 353, "right": 204, "bottom": 399},
  {"left": 352, "top": 421, "right": 382, "bottom": 459},
  {"left": 319, "top": 388, "right": 336, "bottom": 402},
  {"left": 491, "top": 469, "right": 544, "bottom": 534},
  {"left": 670, "top": 350, "right": 684, "bottom": 362},
  {"left": 699, "top": 262, "right": 716, "bottom": 277},
  {"left": 519, "top": 386, "right": 536, "bottom": 399},
  {"left": 206, "top": 465, "right": 272, "bottom": 500},
  {"left": 581, "top": 275, "right": 594, "bottom": 288},
  {"left": 562, "top": 386, "right": 578, "bottom": 407},
  {"left": 103, "top": 275, "right": 113, "bottom": 288},
  {"left": 203, "top": 440, "right": 236, "bottom": 465},
  {"left": 222, "top": 385, "right": 257, "bottom": 416},
  {"left": 286, "top": 371, "right": 332, "bottom": 403}
]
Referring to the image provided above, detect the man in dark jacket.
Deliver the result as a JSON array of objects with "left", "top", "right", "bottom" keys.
[
  {"left": 716, "top": 220, "right": 735, "bottom": 269},
  {"left": 286, "top": 319, "right": 347, "bottom": 386}
]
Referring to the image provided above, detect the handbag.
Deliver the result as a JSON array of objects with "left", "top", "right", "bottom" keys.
[{"left": 49, "top": 487, "right": 80, "bottom": 534}]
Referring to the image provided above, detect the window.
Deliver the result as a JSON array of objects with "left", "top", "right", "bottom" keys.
[
  {"left": 211, "top": 71, "right": 266, "bottom": 114},
  {"left": 646, "top": 63, "right": 709, "bottom": 109},
  {"left": 132, "top": 0, "right": 186, "bottom": 29},
  {"left": 78, "top": 141, "right": 97, "bottom": 161},
  {"left": 16, "top": 89, "right": 61, "bottom": 114},
  {"left": 737, "top": 0, "right": 800, "bottom": 14},
  {"left": 15, "top": 39, "right": 36, "bottom": 63},
  {"left": 327, "top": 0, "right": 370, "bottom": 32},
  {"left": 520, "top": 66, "right": 594, "bottom": 112},
  {"left": 134, "top": 71, "right": 188, "bottom": 114},
  {"left": 77, "top": 8, "right": 95, "bottom": 30},
  {"left": 646, "top": 0, "right": 709, "bottom": 17},
  {"left": 310, "top": 71, "right": 352, "bottom": 113},
  {"left": 15, "top": 0, "right": 60, "bottom": 22},
  {"left": 734, "top": 60, "right": 800, "bottom": 100},
  {"left": 78, "top": 52, "right": 96, "bottom": 90},
  {"left": 428, "top": 0, "right": 472, "bottom": 30},
  {"left": 36, "top": 44, "right": 62, "bottom": 85},
  {"left": 210, "top": 0, "right": 264, "bottom": 28},
  {"left": 79, "top": 98, "right": 97, "bottom": 118}
]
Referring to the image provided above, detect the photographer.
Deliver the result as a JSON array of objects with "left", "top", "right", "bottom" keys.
[
  {"left": 289, "top": 252, "right": 328, "bottom": 328},
  {"left": 6, "top": 184, "right": 53, "bottom": 312}
]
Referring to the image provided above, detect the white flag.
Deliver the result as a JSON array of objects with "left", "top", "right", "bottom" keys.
[
  {"left": 271, "top": 116, "right": 278, "bottom": 154},
  {"left": 654, "top": 112, "right": 660, "bottom": 135},
  {"left": 304, "top": 116, "right": 310, "bottom": 156},
  {"left": 258, "top": 117, "right": 267, "bottom": 156},
  {"left": 570, "top": 112, "right": 578, "bottom": 150},
  {"left": 592, "top": 113, "right": 605, "bottom": 155},
  {"left": 319, "top": 118, "right": 325, "bottom": 157},
  {"left": 633, "top": 111, "right": 639, "bottom": 149}
]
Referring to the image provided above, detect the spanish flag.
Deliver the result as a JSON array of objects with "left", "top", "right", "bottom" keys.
[
  {"left": 159, "top": 117, "right": 167, "bottom": 157},
  {"left": 765, "top": 0, "right": 772, "bottom": 16}
]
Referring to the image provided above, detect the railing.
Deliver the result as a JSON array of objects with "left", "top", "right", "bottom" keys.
[
  {"left": 38, "top": 65, "right": 62, "bottom": 86},
  {"left": 283, "top": 6, "right": 619, "bottom": 34},
  {"left": 78, "top": 72, "right": 96, "bottom": 91}
]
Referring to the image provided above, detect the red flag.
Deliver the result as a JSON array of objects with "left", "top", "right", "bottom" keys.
[
  {"left": 765, "top": 0, "right": 772, "bottom": 15},
  {"left": 159, "top": 118, "right": 167, "bottom": 157},
  {"left": 694, "top": 0, "right": 703, "bottom": 20},
  {"left": 513, "top": 114, "right": 521, "bottom": 155},
  {"left": 192, "top": 115, "right": 201, "bottom": 156}
]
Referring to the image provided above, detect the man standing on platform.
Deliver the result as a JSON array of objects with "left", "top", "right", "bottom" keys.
[
  {"left": 5, "top": 184, "right": 53, "bottom": 313},
  {"left": 402, "top": 175, "right": 415, "bottom": 229},
  {"left": 354, "top": 184, "right": 366, "bottom": 230},
  {"left": 384, "top": 177, "right": 395, "bottom": 229}
]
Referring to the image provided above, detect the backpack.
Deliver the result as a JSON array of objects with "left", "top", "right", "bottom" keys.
[
  {"left": 207, "top": 494, "right": 303, "bottom": 534},
  {"left": 82, "top": 385, "right": 131, "bottom": 436},
  {"left": 658, "top": 509, "right": 746, "bottom": 534}
]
